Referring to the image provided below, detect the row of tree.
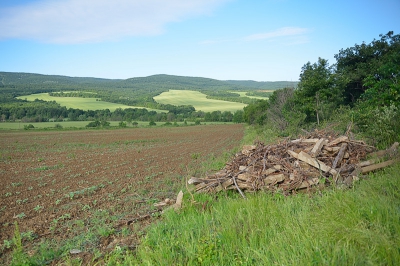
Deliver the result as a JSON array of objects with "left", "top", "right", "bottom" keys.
[{"left": 0, "top": 99, "right": 245, "bottom": 123}]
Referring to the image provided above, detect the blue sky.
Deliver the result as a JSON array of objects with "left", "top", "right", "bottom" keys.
[{"left": 0, "top": 0, "right": 399, "bottom": 81}]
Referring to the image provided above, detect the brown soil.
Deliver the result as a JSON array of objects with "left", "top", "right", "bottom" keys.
[{"left": 0, "top": 124, "right": 244, "bottom": 264}]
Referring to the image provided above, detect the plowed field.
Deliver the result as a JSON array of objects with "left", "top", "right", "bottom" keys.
[{"left": 0, "top": 124, "right": 244, "bottom": 264}]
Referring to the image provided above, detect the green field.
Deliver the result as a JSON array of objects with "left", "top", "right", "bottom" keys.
[
  {"left": 153, "top": 90, "right": 247, "bottom": 112},
  {"left": 233, "top": 91, "right": 269, "bottom": 100},
  {"left": 17, "top": 93, "right": 166, "bottom": 112}
]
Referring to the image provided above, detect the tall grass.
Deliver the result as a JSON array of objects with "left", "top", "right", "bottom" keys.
[{"left": 110, "top": 163, "right": 400, "bottom": 265}]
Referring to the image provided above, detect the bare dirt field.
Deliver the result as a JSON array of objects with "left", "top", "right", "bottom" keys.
[{"left": 0, "top": 124, "right": 244, "bottom": 264}]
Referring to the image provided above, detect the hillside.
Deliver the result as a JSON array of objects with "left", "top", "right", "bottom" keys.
[
  {"left": 0, "top": 72, "right": 293, "bottom": 91},
  {"left": 225, "top": 80, "right": 298, "bottom": 90}
]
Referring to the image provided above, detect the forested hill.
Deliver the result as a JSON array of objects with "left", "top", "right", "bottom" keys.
[
  {"left": 0, "top": 72, "right": 113, "bottom": 86},
  {"left": 225, "top": 80, "right": 298, "bottom": 90},
  {"left": 0, "top": 72, "right": 295, "bottom": 91}
]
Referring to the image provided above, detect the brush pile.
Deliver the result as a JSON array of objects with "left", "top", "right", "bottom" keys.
[{"left": 189, "top": 130, "right": 399, "bottom": 196}]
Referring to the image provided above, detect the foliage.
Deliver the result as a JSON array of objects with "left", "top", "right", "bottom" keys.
[
  {"left": 335, "top": 31, "right": 400, "bottom": 106},
  {"left": 294, "top": 57, "right": 341, "bottom": 124},
  {"left": 242, "top": 31, "right": 400, "bottom": 147},
  {"left": 23, "top": 124, "right": 34, "bottom": 130}
]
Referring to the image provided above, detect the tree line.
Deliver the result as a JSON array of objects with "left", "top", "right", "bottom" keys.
[{"left": 0, "top": 98, "right": 245, "bottom": 123}]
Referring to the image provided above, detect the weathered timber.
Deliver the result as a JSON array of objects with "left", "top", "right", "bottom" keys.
[
  {"left": 327, "top": 136, "right": 348, "bottom": 147},
  {"left": 311, "top": 138, "right": 327, "bottom": 156},
  {"left": 265, "top": 174, "right": 285, "bottom": 184},
  {"left": 292, "top": 150, "right": 338, "bottom": 176},
  {"left": 361, "top": 158, "right": 400, "bottom": 174},
  {"left": 332, "top": 143, "right": 348, "bottom": 169}
]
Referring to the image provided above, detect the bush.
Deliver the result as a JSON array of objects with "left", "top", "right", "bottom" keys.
[
  {"left": 118, "top": 121, "right": 127, "bottom": 128},
  {"left": 354, "top": 104, "right": 400, "bottom": 148},
  {"left": 23, "top": 124, "right": 34, "bottom": 130},
  {"left": 54, "top": 124, "right": 63, "bottom": 129},
  {"left": 86, "top": 121, "right": 100, "bottom": 128},
  {"left": 149, "top": 121, "right": 156, "bottom": 126}
]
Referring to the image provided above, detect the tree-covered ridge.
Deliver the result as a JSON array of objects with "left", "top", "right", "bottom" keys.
[{"left": 225, "top": 80, "right": 298, "bottom": 90}]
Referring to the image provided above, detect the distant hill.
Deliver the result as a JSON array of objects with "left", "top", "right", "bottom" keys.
[
  {"left": 0, "top": 72, "right": 296, "bottom": 91},
  {"left": 225, "top": 80, "right": 298, "bottom": 90}
]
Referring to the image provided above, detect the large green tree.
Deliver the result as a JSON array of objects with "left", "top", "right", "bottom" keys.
[
  {"left": 293, "top": 57, "right": 340, "bottom": 124},
  {"left": 335, "top": 31, "right": 400, "bottom": 106}
]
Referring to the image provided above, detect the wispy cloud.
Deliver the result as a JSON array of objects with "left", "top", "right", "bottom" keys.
[
  {"left": 244, "top": 27, "right": 310, "bottom": 41},
  {"left": 0, "top": 0, "right": 229, "bottom": 44},
  {"left": 201, "top": 27, "right": 310, "bottom": 45}
]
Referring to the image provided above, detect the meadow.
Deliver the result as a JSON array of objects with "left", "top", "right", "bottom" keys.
[
  {"left": 153, "top": 90, "right": 247, "bottom": 112},
  {"left": 232, "top": 91, "right": 270, "bottom": 100},
  {"left": 16, "top": 93, "right": 166, "bottom": 112}
]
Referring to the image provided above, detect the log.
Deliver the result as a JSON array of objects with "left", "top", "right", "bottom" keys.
[
  {"left": 311, "top": 138, "right": 327, "bottom": 156},
  {"left": 327, "top": 136, "right": 348, "bottom": 147},
  {"left": 215, "top": 179, "right": 234, "bottom": 192},
  {"left": 361, "top": 159, "right": 400, "bottom": 174},
  {"left": 188, "top": 177, "right": 207, "bottom": 185},
  {"left": 332, "top": 143, "right": 348, "bottom": 169}
]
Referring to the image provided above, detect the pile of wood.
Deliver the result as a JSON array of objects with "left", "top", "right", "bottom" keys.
[{"left": 189, "top": 130, "right": 399, "bottom": 197}]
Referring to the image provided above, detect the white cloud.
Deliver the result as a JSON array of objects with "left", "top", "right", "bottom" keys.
[
  {"left": 0, "top": 0, "right": 228, "bottom": 44},
  {"left": 201, "top": 27, "right": 311, "bottom": 45},
  {"left": 244, "top": 27, "right": 310, "bottom": 42}
]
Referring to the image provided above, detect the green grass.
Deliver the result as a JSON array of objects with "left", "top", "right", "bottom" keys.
[
  {"left": 117, "top": 163, "right": 400, "bottom": 265},
  {"left": 153, "top": 90, "right": 247, "bottom": 112},
  {"left": 16, "top": 93, "right": 166, "bottom": 112},
  {"left": 232, "top": 91, "right": 269, "bottom": 100}
]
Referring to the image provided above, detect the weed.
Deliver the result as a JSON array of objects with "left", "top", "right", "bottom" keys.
[
  {"left": 15, "top": 213, "right": 26, "bottom": 219},
  {"left": 11, "top": 182, "right": 22, "bottom": 187},
  {"left": 34, "top": 205, "right": 44, "bottom": 212}
]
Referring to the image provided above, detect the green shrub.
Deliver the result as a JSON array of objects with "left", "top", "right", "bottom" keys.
[{"left": 23, "top": 124, "right": 34, "bottom": 130}]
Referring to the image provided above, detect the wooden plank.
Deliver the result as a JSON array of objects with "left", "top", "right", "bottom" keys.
[
  {"left": 361, "top": 159, "right": 400, "bottom": 174},
  {"left": 327, "top": 136, "right": 348, "bottom": 147},
  {"left": 323, "top": 146, "right": 341, "bottom": 152},
  {"left": 265, "top": 174, "right": 285, "bottom": 184},
  {"left": 311, "top": 138, "right": 327, "bottom": 156},
  {"left": 297, "top": 151, "right": 338, "bottom": 176},
  {"left": 332, "top": 143, "right": 348, "bottom": 169},
  {"left": 291, "top": 138, "right": 319, "bottom": 143},
  {"left": 287, "top": 150, "right": 299, "bottom": 159},
  {"left": 262, "top": 165, "right": 282, "bottom": 176}
]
